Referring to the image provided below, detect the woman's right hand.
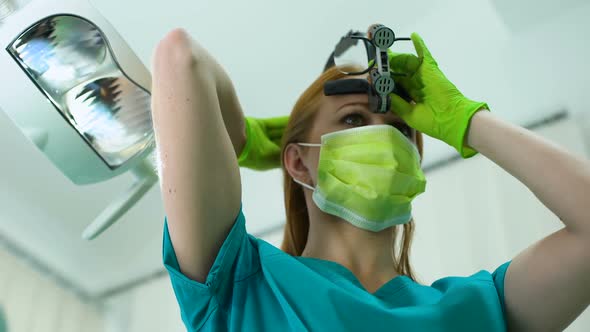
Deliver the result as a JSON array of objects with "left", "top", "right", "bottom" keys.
[{"left": 387, "top": 33, "right": 489, "bottom": 158}]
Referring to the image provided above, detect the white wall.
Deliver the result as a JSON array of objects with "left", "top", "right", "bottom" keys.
[
  {"left": 102, "top": 277, "right": 184, "bottom": 332},
  {"left": 102, "top": 115, "right": 589, "bottom": 331},
  {"left": 0, "top": 247, "right": 104, "bottom": 332}
]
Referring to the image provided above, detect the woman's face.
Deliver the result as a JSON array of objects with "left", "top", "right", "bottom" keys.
[{"left": 293, "top": 76, "right": 416, "bottom": 185}]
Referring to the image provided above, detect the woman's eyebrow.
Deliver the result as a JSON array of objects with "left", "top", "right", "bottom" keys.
[{"left": 336, "top": 102, "right": 369, "bottom": 113}]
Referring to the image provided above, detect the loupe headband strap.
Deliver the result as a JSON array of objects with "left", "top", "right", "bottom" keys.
[{"left": 324, "top": 79, "right": 371, "bottom": 96}]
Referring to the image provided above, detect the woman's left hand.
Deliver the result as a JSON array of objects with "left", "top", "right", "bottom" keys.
[
  {"left": 238, "top": 115, "right": 289, "bottom": 170},
  {"left": 388, "top": 32, "right": 488, "bottom": 158}
]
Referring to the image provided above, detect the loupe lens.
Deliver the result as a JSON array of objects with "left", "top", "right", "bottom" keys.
[{"left": 333, "top": 36, "right": 373, "bottom": 75}]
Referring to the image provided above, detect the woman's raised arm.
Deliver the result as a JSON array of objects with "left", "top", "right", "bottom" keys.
[{"left": 151, "top": 28, "right": 245, "bottom": 283}]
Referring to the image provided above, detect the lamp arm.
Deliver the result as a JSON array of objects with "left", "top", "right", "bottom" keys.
[{"left": 82, "top": 158, "right": 157, "bottom": 240}]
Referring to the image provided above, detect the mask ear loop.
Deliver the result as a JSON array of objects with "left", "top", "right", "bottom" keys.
[{"left": 293, "top": 177, "right": 315, "bottom": 191}]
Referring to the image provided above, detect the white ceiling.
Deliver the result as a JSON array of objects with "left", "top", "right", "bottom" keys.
[{"left": 0, "top": 0, "right": 589, "bottom": 297}]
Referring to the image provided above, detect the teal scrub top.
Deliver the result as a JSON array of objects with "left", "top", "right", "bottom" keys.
[
  {"left": 0, "top": 306, "right": 7, "bottom": 332},
  {"left": 163, "top": 205, "right": 511, "bottom": 331}
]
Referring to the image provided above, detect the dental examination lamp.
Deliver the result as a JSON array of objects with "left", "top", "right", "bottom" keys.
[{"left": 0, "top": 0, "right": 157, "bottom": 240}]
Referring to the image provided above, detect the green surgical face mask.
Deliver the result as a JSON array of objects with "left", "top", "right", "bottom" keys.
[{"left": 294, "top": 124, "right": 427, "bottom": 232}]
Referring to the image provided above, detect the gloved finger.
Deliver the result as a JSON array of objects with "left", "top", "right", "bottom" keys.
[
  {"left": 388, "top": 50, "right": 420, "bottom": 74},
  {"left": 246, "top": 117, "right": 263, "bottom": 135},
  {"left": 271, "top": 137, "right": 283, "bottom": 146},
  {"left": 267, "top": 127, "right": 285, "bottom": 139},
  {"left": 391, "top": 72, "right": 424, "bottom": 103},
  {"left": 410, "top": 32, "right": 433, "bottom": 60},
  {"left": 389, "top": 93, "right": 414, "bottom": 118},
  {"left": 393, "top": 85, "right": 413, "bottom": 103}
]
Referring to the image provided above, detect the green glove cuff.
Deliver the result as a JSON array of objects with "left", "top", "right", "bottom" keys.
[
  {"left": 239, "top": 117, "right": 276, "bottom": 170},
  {"left": 237, "top": 116, "right": 253, "bottom": 165},
  {"left": 456, "top": 101, "right": 490, "bottom": 159}
]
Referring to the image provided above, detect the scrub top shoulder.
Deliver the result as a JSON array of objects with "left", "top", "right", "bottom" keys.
[{"left": 163, "top": 204, "right": 511, "bottom": 332}]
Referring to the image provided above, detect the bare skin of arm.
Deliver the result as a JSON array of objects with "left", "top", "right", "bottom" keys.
[
  {"left": 467, "top": 110, "right": 590, "bottom": 331},
  {"left": 151, "top": 28, "right": 246, "bottom": 283}
]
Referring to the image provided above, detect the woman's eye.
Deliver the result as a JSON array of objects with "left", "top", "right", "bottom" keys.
[{"left": 342, "top": 113, "right": 365, "bottom": 126}]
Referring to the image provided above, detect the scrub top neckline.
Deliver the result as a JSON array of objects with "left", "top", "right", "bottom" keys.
[{"left": 295, "top": 255, "right": 412, "bottom": 297}]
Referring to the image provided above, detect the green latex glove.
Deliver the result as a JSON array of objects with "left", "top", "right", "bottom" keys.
[
  {"left": 388, "top": 32, "right": 489, "bottom": 158},
  {"left": 238, "top": 116, "right": 289, "bottom": 170}
]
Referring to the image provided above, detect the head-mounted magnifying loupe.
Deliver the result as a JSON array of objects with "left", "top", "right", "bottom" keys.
[{"left": 323, "top": 24, "right": 411, "bottom": 113}]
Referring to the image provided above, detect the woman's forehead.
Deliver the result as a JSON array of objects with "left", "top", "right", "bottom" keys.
[{"left": 326, "top": 93, "right": 369, "bottom": 109}]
